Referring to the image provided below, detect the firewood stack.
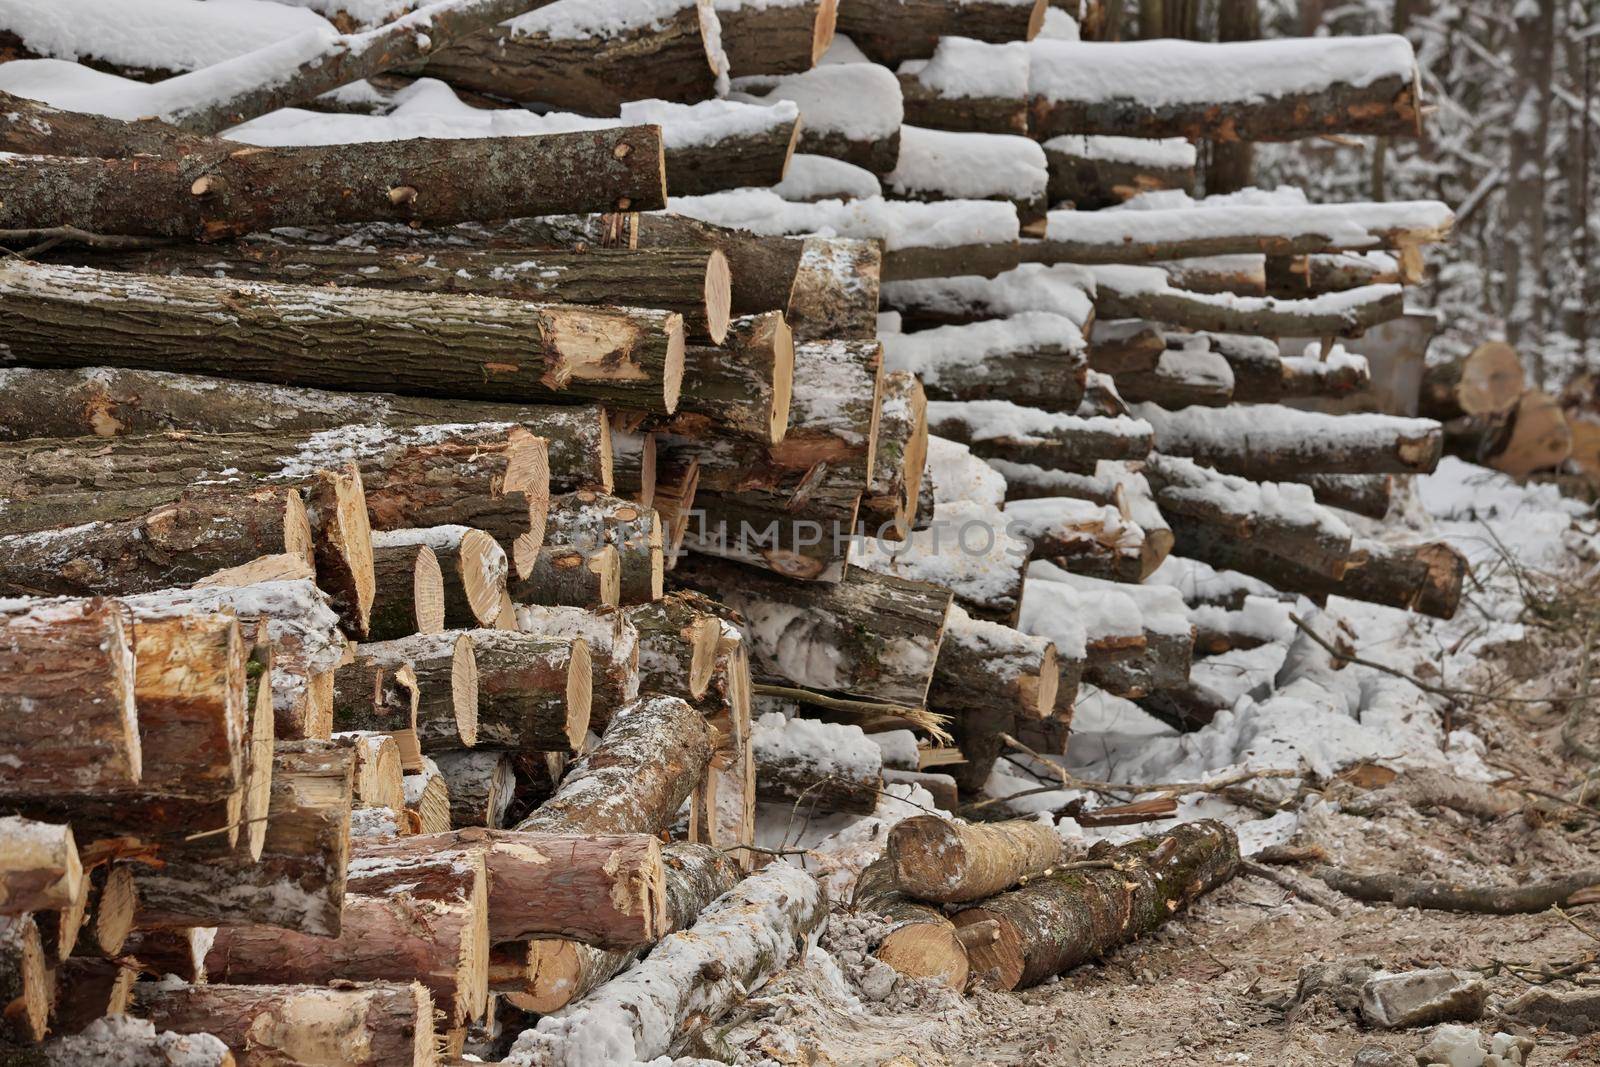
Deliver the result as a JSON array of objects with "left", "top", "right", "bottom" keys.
[{"left": 0, "top": 0, "right": 1466, "bottom": 1060}]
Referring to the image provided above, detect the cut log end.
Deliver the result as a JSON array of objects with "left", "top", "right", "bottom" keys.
[
  {"left": 877, "top": 921, "right": 969, "bottom": 990},
  {"left": 283, "top": 486, "right": 316, "bottom": 571},
  {"left": 1025, "top": 0, "right": 1048, "bottom": 39},
  {"left": 452, "top": 634, "right": 480, "bottom": 749},
  {"left": 519, "top": 937, "right": 578, "bottom": 1015},
  {"left": 1027, "top": 643, "right": 1061, "bottom": 719},
  {"left": 415, "top": 544, "right": 447, "bottom": 635},
  {"left": 813, "top": 0, "right": 840, "bottom": 62},
  {"left": 460, "top": 528, "right": 510, "bottom": 628},
  {"left": 0, "top": 915, "right": 49, "bottom": 1043},
  {"left": 770, "top": 315, "right": 797, "bottom": 446},
  {"left": 705, "top": 249, "right": 733, "bottom": 346},
  {"left": 567, "top": 637, "right": 595, "bottom": 751},
  {"left": 952, "top": 907, "right": 1025, "bottom": 990},
  {"left": 664, "top": 317, "right": 687, "bottom": 415}
]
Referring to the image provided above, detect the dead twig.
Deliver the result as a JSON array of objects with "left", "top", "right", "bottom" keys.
[
  {"left": 999, "top": 732, "right": 1297, "bottom": 799},
  {"left": 1314, "top": 865, "right": 1600, "bottom": 913},
  {"left": 753, "top": 683, "right": 953, "bottom": 745}
]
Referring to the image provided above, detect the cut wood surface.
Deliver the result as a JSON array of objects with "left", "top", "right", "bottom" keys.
[
  {"left": 542, "top": 492, "right": 664, "bottom": 605},
  {"left": 932, "top": 604, "right": 1060, "bottom": 720},
  {"left": 657, "top": 312, "right": 796, "bottom": 445},
  {"left": 514, "top": 604, "right": 641, "bottom": 724},
  {"left": 462, "top": 629, "right": 591, "bottom": 755},
  {"left": 952, "top": 821, "right": 1240, "bottom": 990},
  {"left": 890, "top": 815, "right": 1066, "bottom": 904},
  {"left": 1419, "top": 341, "right": 1526, "bottom": 421},
  {"left": 509, "top": 543, "right": 621, "bottom": 609},
  {"left": 852, "top": 853, "right": 969, "bottom": 989},
  {"left": 368, "top": 538, "right": 447, "bottom": 642},
  {"left": 371, "top": 528, "right": 507, "bottom": 631},
  {"left": 430, "top": 750, "right": 516, "bottom": 829},
  {"left": 859, "top": 370, "right": 931, "bottom": 540},
  {"left": 349, "top": 633, "right": 478, "bottom": 752},
  {"left": 0, "top": 914, "right": 49, "bottom": 1044},
  {"left": 0, "top": 817, "right": 82, "bottom": 915},
  {"left": 627, "top": 593, "right": 723, "bottom": 702},
  {"left": 0, "top": 260, "right": 685, "bottom": 415}
]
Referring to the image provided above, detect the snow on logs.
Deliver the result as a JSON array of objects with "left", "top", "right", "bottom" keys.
[
  {"left": 952, "top": 821, "right": 1240, "bottom": 991},
  {"left": 927, "top": 400, "right": 1153, "bottom": 472},
  {"left": 839, "top": 0, "right": 1046, "bottom": 67},
  {"left": 1088, "top": 266, "right": 1406, "bottom": 338},
  {"left": 1026, "top": 35, "right": 1424, "bottom": 142},
  {"left": 1029, "top": 562, "right": 1194, "bottom": 698},
  {"left": 734, "top": 62, "right": 905, "bottom": 174},
  {"left": 931, "top": 604, "right": 1062, "bottom": 721},
  {"left": 884, "top": 125, "right": 1050, "bottom": 227},
  {"left": 1043, "top": 135, "right": 1197, "bottom": 209},
  {"left": 898, "top": 37, "right": 1031, "bottom": 136},
  {"left": 1135, "top": 403, "right": 1444, "bottom": 478},
  {"left": 854, "top": 499, "right": 1031, "bottom": 623},
  {"left": 882, "top": 312, "right": 1088, "bottom": 411},
  {"left": 881, "top": 262, "right": 1094, "bottom": 330},
  {"left": 714, "top": 0, "right": 839, "bottom": 77},
  {"left": 751, "top": 712, "right": 884, "bottom": 814},
  {"left": 1003, "top": 496, "right": 1149, "bottom": 582},
  {"left": 0, "top": 261, "right": 687, "bottom": 415}
]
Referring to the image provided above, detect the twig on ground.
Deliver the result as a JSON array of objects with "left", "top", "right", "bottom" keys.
[
  {"left": 1314, "top": 865, "right": 1600, "bottom": 913},
  {"left": 999, "top": 732, "right": 1297, "bottom": 799}
]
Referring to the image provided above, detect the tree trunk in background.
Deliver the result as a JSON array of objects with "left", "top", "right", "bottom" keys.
[
  {"left": 1206, "top": 1, "right": 1259, "bottom": 195},
  {"left": 1504, "top": 0, "right": 1558, "bottom": 374}
]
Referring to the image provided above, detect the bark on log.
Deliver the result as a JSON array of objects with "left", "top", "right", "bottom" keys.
[
  {"left": 852, "top": 854, "right": 968, "bottom": 989},
  {"left": 626, "top": 593, "right": 723, "bottom": 702},
  {"left": 1266, "top": 251, "right": 1405, "bottom": 296},
  {"left": 609, "top": 429, "right": 657, "bottom": 509},
  {"left": 0, "top": 914, "right": 50, "bottom": 1044},
  {"left": 1091, "top": 269, "right": 1406, "bottom": 338},
  {"left": 0, "top": 368, "right": 610, "bottom": 495},
  {"left": 508, "top": 544, "right": 621, "bottom": 609},
  {"left": 0, "top": 819, "right": 81, "bottom": 916},
  {"left": 517, "top": 696, "right": 715, "bottom": 836},
  {"left": 883, "top": 313, "right": 1089, "bottom": 411},
  {"left": 1003, "top": 495, "right": 1150, "bottom": 582},
  {"left": 1313, "top": 866, "right": 1600, "bottom": 914},
  {"left": 371, "top": 528, "right": 507, "bottom": 631},
  {"left": 889, "top": 815, "right": 1065, "bottom": 904},
  {"left": 1202, "top": 332, "right": 1372, "bottom": 404},
  {"left": 368, "top": 539, "right": 447, "bottom": 642},
  {"left": 1043, "top": 134, "right": 1196, "bottom": 209},
  {"left": 858, "top": 371, "right": 930, "bottom": 541},
  {"left": 508, "top": 863, "right": 824, "bottom": 1065},
  {"left": 1155, "top": 255, "right": 1268, "bottom": 297},
  {"left": 632, "top": 213, "right": 806, "bottom": 321},
  {"left": 136, "top": 981, "right": 436, "bottom": 1067},
  {"left": 651, "top": 103, "right": 803, "bottom": 198},
  {"left": 928, "top": 400, "right": 1153, "bottom": 472},
  {"left": 543, "top": 493, "right": 664, "bottom": 605},
  {"left": 837, "top": 0, "right": 1045, "bottom": 65},
  {"left": 432, "top": 749, "right": 517, "bottom": 831},
  {"left": 421, "top": 0, "right": 719, "bottom": 114},
  {"left": 0, "top": 261, "right": 686, "bottom": 414},
  {"left": 349, "top": 633, "right": 479, "bottom": 752},
  {"left": 932, "top": 605, "right": 1060, "bottom": 721},
  {"left": 513, "top": 605, "right": 641, "bottom": 726},
  {"left": 655, "top": 313, "right": 795, "bottom": 446},
  {"left": 461, "top": 629, "right": 591, "bottom": 755},
  {"left": 119, "top": 928, "right": 211, "bottom": 982},
  {"left": 788, "top": 235, "right": 885, "bottom": 342},
  {"left": 674, "top": 559, "right": 953, "bottom": 707},
  {"left": 507, "top": 843, "right": 739, "bottom": 1014},
  {"left": 132, "top": 740, "right": 354, "bottom": 937},
  {"left": 1111, "top": 340, "right": 1236, "bottom": 409},
  {"left": 342, "top": 733, "right": 407, "bottom": 814},
  {"left": 1419, "top": 341, "right": 1526, "bottom": 422},
  {"left": 715, "top": 0, "right": 837, "bottom": 75},
  {"left": 751, "top": 713, "right": 884, "bottom": 815},
  {"left": 952, "top": 821, "right": 1240, "bottom": 990},
  {"left": 1027, "top": 37, "right": 1423, "bottom": 141},
  {"left": 897, "top": 38, "right": 1031, "bottom": 136},
  {"left": 0, "top": 599, "right": 141, "bottom": 795},
  {"left": 653, "top": 453, "right": 702, "bottom": 571},
  {"left": 46, "top": 957, "right": 134, "bottom": 1037},
  {"left": 1087, "top": 320, "right": 1165, "bottom": 375},
  {"left": 997, "top": 460, "right": 1173, "bottom": 578},
  {"left": 1136, "top": 403, "right": 1443, "bottom": 478}
]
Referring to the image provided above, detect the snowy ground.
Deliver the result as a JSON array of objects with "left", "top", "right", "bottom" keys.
[{"left": 708, "top": 458, "right": 1600, "bottom": 1065}]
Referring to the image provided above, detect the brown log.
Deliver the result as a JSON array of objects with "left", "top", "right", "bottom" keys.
[
  {"left": 838, "top": 0, "right": 1045, "bottom": 65},
  {"left": 461, "top": 630, "right": 591, "bottom": 755},
  {"left": 367, "top": 539, "right": 447, "bottom": 642},
  {"left": 130, "top": 740, "right": 354, "bottom": 937},
  {"left": 787, "top": 236, "right": 884, "bottom": 342},
  {"left": 1419, "top": 341, "right": 1527, "bottom": 422},
  {"left": 350, "top": 633, "right": 479, "bottom": 753},
  {"left": 136, "top": 981, "right": 436, "bottom": 1067},
  {"left": 1003, "top": 495, "right": 1150, "bottom": 582},
  {"left": 333, "top": 657, "right": 419, "bottom": 772},
  {"left": 883, "top": 314, "right": 1089, "bottom": 411},
  {"left": 1155, "top": 255, "right": 1267, "bottom": 297},
  {"left": 342, "top": 733, "right": 407, "bottom": 814},
  {"left": 1137, "top": 402, "right": 1443, "bottom": 478},
  {"left": 896, "top": 38, "right": 1031, "bottom": 136},
  {"left": 1203, "top": 331, "right": 1372, "bottom": 404},
  {"left": 542, "top": 493, "right": 663, "bottom": 605},
  {"left": 715, "top": 0, "right": 837, "bottom": 75},
  {"left": 0, "top": 261, "right": 686, "bottom": 415},
  {"left": 371, "top": 528, "right": 506, "bottom": 632},
  {"left": 626, "top": 593, "right": 723, "bottom": 702},
  {"left": 1043, "top": 134, "right": 1196, "bottom": 209},
  {"left": 0, "top": 818, "right": 81, "bottom": 916},
  {"left": 46, "top": 957, "right": 135, "bottom": 1037},
  {"left": 405, "top": 758, "right": 454, "bottom": 836},
  {"left": 509, "top": 543, "right": 621, "bottom": 609},
  {"left": 631, "top": 213, "right": 807, "bottom": 320},
  {"left": 1000, "top": 460, "right": 1172, "bottom": 579},
  {"left": 0, "top": 599, "right": 141, "bottom": 795},
  {"left": 751, "top": 713, "right": 884, "bottom": 815},
  {"left": 47, "top": 861, "right": 135, "bottom": 961},
  {"left": 1110, "top": 340, "right": 1236, "bottom": 409},
  {"left": 858, "top": 371, "right": 930, "bottom": 541},
  {"left": 0, "top": 129, "right": 664, "bottom": 239},
  {"left": 1266, "top": 251, "right": 1406, "bottom": 296},
  {"left": 654, "top": 313, "right": 795, "bottom": 446},
  {"left": 889, "top": 815, "right": 1065, "bottom": 904},
  {"left": 119, "top": 928, "right": 211, "bottom": 982},
  {"left": 674, "top": 559, "right": 954, "bottom": 707},
  {"left": 1087, "top": 319, "right": 1165, "bottom": 375},
  {"left": 1092, "top": 269, "right": 1406, "bottom": 338},
  {"left": 422, "top": 0, "right": 718, "bottom": 114},
  {"left": 77, "top": 242, "right": 732, "bottom": 345},
  {"left": 642, "top": 102, "right": 804, "bottom": 198},
  {"left": 0, "top": 914, "right": 50, "bottom": 1044},
  {"left": 952, "top": 821, "right": 1240, "bottom": 990},
  {"left": 740, "top": 65, "right": 904, "bottom": 174},
  {"left": 513, "top": 605, "right": 641, "bottom": 726},
  {"left": 932, "top": 605, "right": 1060, "bottom": 721},
  {"left": 1486, "top": 390, "right": 1574, "bottom": 477},
  {"left": 928, "top": 400, "right": 1153, "bottom": 472},
  {"left": 850, "top": 854, "right": 967, "bottom": 987}
]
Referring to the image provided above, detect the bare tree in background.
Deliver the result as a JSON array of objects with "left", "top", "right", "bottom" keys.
[
  {"left": 1206, "top": 1, "right": 1262, "bottom": 194},
  {"left": 1504, "top": 0, "right": 1558, "bottom": 374}
]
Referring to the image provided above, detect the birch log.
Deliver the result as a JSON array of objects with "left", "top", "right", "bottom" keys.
[{"left": 889, "top": 816, "right": 1065, "bottom": 904}]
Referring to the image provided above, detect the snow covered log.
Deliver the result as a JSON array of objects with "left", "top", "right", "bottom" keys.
[
  {"left": 1418, "top": 341, "right": 1527, "bottom": 422},
  {"left": 714, "top": 0, "right": 838, "bottom": 75},
  {"left": 855, "top": 499, "right": 1030, "bottom": 622},
  {"left": 0, "top": 261, "right": 686, "bottom": 415},
  {"left": 889, "top": 815, "right": 1064, "bottom": 904},
  {"left": 898, "top": 37, "right": 1031, "bottom": 135},
  {"left": 1029, "top": 200, "right": 1454, "bottom": 265},
  {"left": 0, "top": 818, "right": 81, "bottom": 917},
  {"left": 1110, "top": 339, "right": 1235, "bottom": 409},
  {"left": 932, "top": 605, "right": 1060, "bottom": 721},
  {"left": 543, "top": 492, "right": 664, "bottom": 605},
  {"left": 460, "top": 629, "right": 591, "bottom": 756},
  {"left": 1139, "top": 642, "right": 1285, "bottom": 730},
  {"left": 882, "top": 263, "right": 1094, "bottom": 331},
  {"left": 839, "top": 0, "right": 1046, "bottom": 66},
  {"left": 784, "top": 235, "right": 883, "bottom": 342},
  {"left": 654, "top": 312, "right": 795, "bottom": 446},
  {"left": 136, "top": 982, "right": 436, "bottom": 1067},
  {"left": 84, "top": 243, "right": 733, "bottom": 345},
  {"left": 882, "top": 312, "right": 1088, "bottom": 411},
  {"left": 131, "top": 739, "right": 355, "bottom": 937},
  {"left": 347, "top": 633, "right": 479, "bottom": 752},
  {"left": 1136, "top": 403, "right": 1444, "bottom": 478},
  {"left": 507, "top": 843, "right": 740, "bottom": 1014},
  {"left": 9, "top": 1016, "right": 233, "bottom": 1066},
  {"left": 1027, "top": 36, "right": 1424, "bottom": 142},
  {"left": 992, "top": 460, "right": 1172, "bottom": 577},
  {"left": 507, "top": 862, "right": 824, "bottom": 1065},
  {"left": 368, "top": 538, "right": 447, "bottom": 642},
  {"left": 884, "top": 125, "right": 1050, "bottom": 226},
  {"left": 0, "top": 128, "right": 665, "bottom": 241},
  {"left": 927, "top": 400, "right": 1153, "bottom": 472},
  {"left": 517, "top": 695, "right": 715, "bottom": 837},
  {"left": 1089, "top": 267, "right": 1406, "bottom": 338},
  {"left": 675, "top": 558, "right": 953, "bottom": 706},
  {"left": 735, "top": 63, "right": 904, "bottom": 174},
  {"left": 1003, "top": 496, "right": 1149, "bottom": 582},
  {"left": 1087, "top": 320, "right": 1165, "bottom": 375},
  {"left": 629, "top": 99, "right": 804, "bottom": 198},
  {"left": 370, "top": 528, "right": 505, "bottom": 631},
  {"left": 858, "top": 370, "right": 930, "bottom": 540},
  {"left": 952, "top": 821, "right": 1239, "bottom": 990},
  {"left": 1030, "top": 563, "right": 1194, "bottom": 698},
  {"left": 627, "top": 594, "right": 723, "bottom": 702},
  {"left": 1155, "top": 255, "right": 1268, "bottom": 297},
  {"left": 0, "top": 367, "right": 612, "bottom": 495},
  {"left": 422, "top": 0, "right": 721, "bottom": 115},
  {"left": 0, "top": 600, "right": 141, "bottom": 796},
  {"left": 1205, "top": 334, "right": 1372, "bottom": 404},
  {"left": 1142, "top": 454, "right": 1354, "bottom": 579},
  {"left": 515, "top": 605, "right": 641, "bottom": 724},
  {"left": 1293, "top": 474, "right": 1394, "bottom": 520},
  {"left": 751, "top": 712, "right": 884, "bottom": 814},
  {"left": 851, "top": 854, "right": 970, "bottom": 989},
  {"left": 1043, "top": 135, "right": 1196, "bottom": 209}
]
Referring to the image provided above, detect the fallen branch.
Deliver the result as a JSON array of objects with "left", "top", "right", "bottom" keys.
[{"left": 1314, "top": 866, "right": 1600, "bottom": 914}]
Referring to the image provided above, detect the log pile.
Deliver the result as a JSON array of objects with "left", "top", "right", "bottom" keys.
[{"left": 0, "top": 1, "right": 1477, "bottom": 1058}]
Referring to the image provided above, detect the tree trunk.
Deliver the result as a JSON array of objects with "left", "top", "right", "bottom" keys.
[
  {"left": 46, "top": 957, "right": 135, "bottom": 1037},
  {"left": 0, "top": 914, "right": 50, "bottom": 1044},
  {"left": 656, "top": 106, "right": 803, "bottom": 198},
  {"left": 0, "top": 600, "right": 141, "bottom": 795},
  {"left": 1504, "top": 0, "right": 1558, "bottom": 364},
  {"left": 932, "top": 604, "right": 1060, "bottom": 720},
  {"left": 508, "top": 544, "right": 621, "bottom": 609},
  {"left": 1138, "top": 402, "right": 1442, "bottom": 477},
  {"left": 543, "top": 493, "right": 664, "bottom": 605},
  {"left": 655, "top": 313, "right": 795, "bottom": 446},
  {"left": 1289, "top": 474, "right": 1394, "bottom": 520},
  {"left": 952, "top": 821, "right": 1239, "bottom": 990},
  {"left": 674, "top": 559, "right": 954, "bottom": 707},
  {"left": 714, "top": 0, "right": 837, "bottom": 75},
  {"left": 1418, "top": 342, "right": 1528, "bottom": 421},
  {"left": 422, "top": 0, "right": 719, "bottom": 115},
  {"left": 0, "top": 260, "right": 685, "bottom": 414},
  {"left": 371, "top": 528, "right": 507, "bottom": 631},
  {"left": 513, "top": 605, "right": 642, "bottom": 727},
  {"left": 367, "top": 540, "right": 447, "bottom": 643},
  {"left": 1044, "top": 134, "right": 1196, "bottom": 210},
  {"left": 889, "top": 815, "right": 1065, "bottom": 903},
  {"left": 460, "top": 630, "right": 591, "bottom": 755},
  {"left": 131, "top": 740, "right": 354, "bottom": 937},
  {"left": 884, "top": 315, "right": 1088, "bottom": 411},
  {"left": 508, "top": 863, "right": 824, "bottom": 1065},
  {"left": 928, "top": 400, "right": 1153, "bottom": 472},
  {"left": 136, "top": 981, "right": 436, "bottom": 1067},
  {"left": 751, "top": 713, "right": 884, "bottom": 814},
  {"left": 517, "top": 696, "right": 715, "bottom": 836},
  {"left": 1205, "top": 1, "right": 1262, "bottom": 194},
  {"left": 0, "top": 818, "right": 81, "bottom": 915},
  {"left": 405, "top": 758, "right": 454, "bottom": 835},
  {"left": 785, "top": 236, "right": 883, "bottom": 342},
  {"left": 348, "top": 634, "right": 478, "bottom": 752},
  {"left": 837, "top": 0, "right": 1045, "bottom": 65},
  {"left": 1091, "top": 269, "right": 1406, "bottom": 337},
  {"left": 1, "top": 130, "right": 665, "bottom": 240},
  {"left": 1004, "top": 495, "right": 1151, "bottom": 582},
  {"left": 859, "top": 371, "right": 930, "bottom": 541},
  {"left": 626, "top": 593, "right": 724, "bottom": 702},
  {"left": 78, "top": 243, "right": 732, "bottom": 345},
  {"left": 852, "top": 855, "right": 969, "bottom": 989}
]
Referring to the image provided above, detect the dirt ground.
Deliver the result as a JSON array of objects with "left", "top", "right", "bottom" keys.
[{"left": 718, "top": 632, "right": 1600, "bottom": 1067}]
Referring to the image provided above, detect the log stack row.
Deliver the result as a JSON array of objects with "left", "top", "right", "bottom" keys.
[{"left": 0, "top": 0, "right": 1471, "bottom": 1060}]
